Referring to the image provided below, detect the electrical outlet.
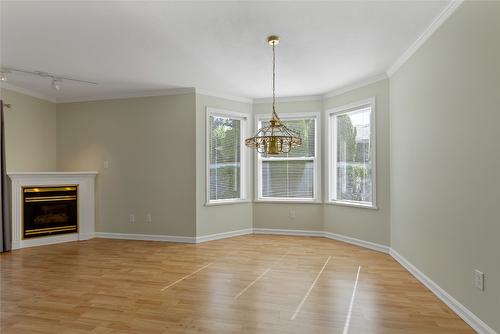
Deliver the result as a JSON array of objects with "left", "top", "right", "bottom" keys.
[
  {"left": 129, "top": 214, "right": 135, "bottom": 223},
  {"left": 146, "top": 213, "right": 152, "bottom": 223},
  {"left": 289, "top": 209, "right": 296, "bottom": 219},
  {"left": 474, "top": 269, "right": 484, "bottom": 291}
]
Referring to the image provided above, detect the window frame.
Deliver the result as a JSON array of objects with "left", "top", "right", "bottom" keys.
[
  {"left": 254, "top": 112, "right": 321, "bottom": 203},
  {"left": 327, "top": 98, "right": 377, "bottom": 209},
  {"left": 206, "top": 107, "right": 249, "bottom": 206}
]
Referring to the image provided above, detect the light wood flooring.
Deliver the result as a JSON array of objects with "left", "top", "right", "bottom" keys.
[{"left": 1, "top": 235, "right": 474, "bottom": 333}]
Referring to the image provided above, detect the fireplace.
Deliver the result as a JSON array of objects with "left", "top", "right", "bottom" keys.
[{"left": 23, "top": 186, "right": 78, "bottom": 239}]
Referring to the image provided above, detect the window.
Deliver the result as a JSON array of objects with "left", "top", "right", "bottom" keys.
[
  {"left": 256, "top": 113, "right": 320, "bottom": 202},
  {"left": 328, "top": 98, "right": 376, "bottom": 208},
  {"left": 207, "top": 108, "right": 247, "bottom": 204}
]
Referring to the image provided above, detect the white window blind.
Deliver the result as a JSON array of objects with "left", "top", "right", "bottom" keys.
[
  {"left": 257, "top": 115, "right": 318, "bottom": 201},
  {"left": 329, "top": 101, "right": 375, "bottom": 207},
  {"left": 208, "top": 112, "right": 245, "bottom": 202}
]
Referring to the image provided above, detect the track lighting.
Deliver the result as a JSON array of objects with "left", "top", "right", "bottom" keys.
[
  {"left": 0, "top": 67, "right": 97, "bottom": 90},
  {"left": 51, "top": 79, "right": 61, "bottom": 91}
]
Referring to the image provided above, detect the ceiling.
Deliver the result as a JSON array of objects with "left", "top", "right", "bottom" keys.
[{"left": 0, "top": 1, "right": 450, "bottom": 102}]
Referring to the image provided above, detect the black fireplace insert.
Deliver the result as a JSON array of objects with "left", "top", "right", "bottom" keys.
[{"left": 23, "top": 186, "right": 78, "bottom": 239}]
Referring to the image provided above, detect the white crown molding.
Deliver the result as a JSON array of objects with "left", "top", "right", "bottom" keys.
[
  {"left": 386, "top": 0, "right": 464, "bottom": 77},
  {"left": 196, "top": 88, "right": 253, "bottom": 104},
  {"left": 390, "top": 249, "right": 497, "bottom": 334},
  {"left": 322, "top": 73, "right": 388, "bottom": 99},
  {"left": 252, "top": 74, "right": 388, "bottom": 104},
  {"left": 195, "top": 228, "right": 253, "bottom": 243},
  {"left": 57, "top": 87, "right": 195, "bottom": 103},
  {"left": 0, "top": 82, "right": 57, "bottom": 103},
  {"left": 253, "top": 95, "right": 323, "bottom": 104}
]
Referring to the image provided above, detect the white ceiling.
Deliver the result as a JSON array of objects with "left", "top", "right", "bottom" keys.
[{"left": 0, "top": 1, "right": 450, "bottom": 102}]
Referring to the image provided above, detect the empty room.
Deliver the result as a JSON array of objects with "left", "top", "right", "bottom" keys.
[{"left": 0, "top": 1, "right": 498, "bottom": 333}]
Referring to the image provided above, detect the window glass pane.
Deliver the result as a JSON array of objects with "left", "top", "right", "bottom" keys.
[
  {"left": 209, "top": 115, "right": 241, "bottom": 201},
  {"left": 260, "top": 119, "right": 315, "bottom": 158},
  {"left": 262, "top": 160, "right": 314, "bottom": 198},
  {"left": 335, "top": 107, "right": 372, "bottom": 203}
]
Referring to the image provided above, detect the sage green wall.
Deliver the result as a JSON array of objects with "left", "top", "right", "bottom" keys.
[
  {"left": 323, "top": 80, "right": 390, "bottom": 246},
  {"left": 1, "top": 88, "right": 57, "bottom": 172},
  {"left": 57, "top": 93, "right": 197, "bottom": 237},
  {"left": 252, "top": 100, "right": 324, "bottom": 231},
  {"left": 390, "top": 2, "right": 500, "bottom": 331},
  {"left": 195, "top": 93, "right": 253, "bottom": 237}
]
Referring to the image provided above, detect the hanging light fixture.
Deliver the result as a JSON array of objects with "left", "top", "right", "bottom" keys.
[{"left": 245, "top": 35, "right": 302, "bottom": 155}]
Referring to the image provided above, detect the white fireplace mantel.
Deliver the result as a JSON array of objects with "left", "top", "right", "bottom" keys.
[{"left": 8, "top": 172, "right": 98, "bottom": 249}]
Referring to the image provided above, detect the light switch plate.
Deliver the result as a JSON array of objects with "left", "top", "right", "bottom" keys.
[{"left": 474, "top": 269, "right": 484, "bottom": 291}]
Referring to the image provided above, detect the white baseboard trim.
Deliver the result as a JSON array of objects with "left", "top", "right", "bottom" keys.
[
  {"left": 324, "top": 231, "right": 390, "bottom": 254},
  {"left": 253, "top": 228, "right": 324, "bottom": 238},
  {"left": 12, "top": 233, "right": 79, "bottom": 250},
  {"left": 196, "top": 228, "right": 253, "bottom": 243},
  {"left": 95, "top": 232, "right": 196, "bottom": 243},
  {"left": 253, "top": 228, "right": 389, "bottom": 253},
  {"left": 390, "top": 249, "right": 497, "bottom": 334}
]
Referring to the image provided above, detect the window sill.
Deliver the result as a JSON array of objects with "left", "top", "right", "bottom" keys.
[
  {"left": 326, "top": 200, "right": 378, "bottom": 210},
  {"left": 205, "top": 199, "right": 251, "bottom": 207},
  {"left": 254, "top": 199, "right": 322, "bottom": 204}
]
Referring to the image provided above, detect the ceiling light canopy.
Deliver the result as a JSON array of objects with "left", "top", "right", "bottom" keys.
[{"left": 245, "top": 36, "right": 302, "bottom": 155}]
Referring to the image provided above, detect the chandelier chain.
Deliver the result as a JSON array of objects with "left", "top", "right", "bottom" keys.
[{"left": 272, "top": 42, "right": 276, "bottom": 118}]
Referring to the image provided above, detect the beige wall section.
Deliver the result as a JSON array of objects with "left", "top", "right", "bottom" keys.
[
  {"left": 323, "top": 79, "right": 390, "bottom": 246},
  {"left": 57, "top": 93, "right": 197, "bottom": 237},
  {"left": 195, "top": 94, "right": 253, "bottom": 237},
  {"left": 390, "top": 2, "right": 499, "bottom": 332},
  {"left": 253, "top": 100, "right": 324, "bottom": 231},
  {"left": 1, "top": 88, "right": 57, "bottom": 172}
]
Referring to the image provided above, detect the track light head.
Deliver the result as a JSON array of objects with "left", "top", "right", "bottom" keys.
[
  {"left": 0, "top": 71, "right": 7, "bottom": 82},
  {"left": 51, "top": 79, "right": 61, "bottom": 91}
]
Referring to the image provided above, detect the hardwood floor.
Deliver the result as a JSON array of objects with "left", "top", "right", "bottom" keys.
[{"left": 1, "top": 235, "right": 474, "bottom": 333}]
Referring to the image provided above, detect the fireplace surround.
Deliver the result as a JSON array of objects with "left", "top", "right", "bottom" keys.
[{"left": 8, "top": 172, "right": 97, "bottom": 249}]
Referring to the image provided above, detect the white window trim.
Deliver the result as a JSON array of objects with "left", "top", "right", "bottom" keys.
[
  {"left": 206, "top": 107, "right": 249, "bottom": 206},
  {"left": 254, "top": 112, "right": 321, "bottom": 203},
  {"left": 326, "top": 98, "right": 377, "bottom": 209}
]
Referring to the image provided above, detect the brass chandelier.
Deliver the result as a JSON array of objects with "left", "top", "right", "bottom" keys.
[{"left": 245, "top": 36, "right": 302, "bottom": 154}]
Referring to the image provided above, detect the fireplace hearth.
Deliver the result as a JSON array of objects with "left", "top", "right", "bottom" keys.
[{"left": 23, "top": 186, "right": 78, "bottom": 239}]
